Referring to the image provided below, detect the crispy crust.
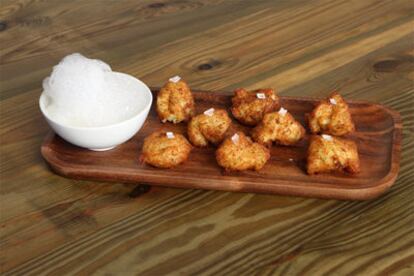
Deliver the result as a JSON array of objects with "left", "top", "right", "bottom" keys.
[
  {"left": 156, "top": 79, "right": 195, "bottom": 124},
  {"left": 141, "top": 131, "right": 192, "bottom": 168},
  {"left": 308, "top": 92, "right": 355, "bottom": 136},
  {"left": 307, "top": 135, "right": 360, "bottom": 175},
  {"left": 188, "top": 109, "right": 232, "bottom": 147},
  {"left": 231, "top": 88, "right": 279, "bottom": 126},
  {"left": 252, "top": 111, "right": 305, "bottom": 146},
  {"left": 216, "top": 132, "right": 270, "bottom": 171}
]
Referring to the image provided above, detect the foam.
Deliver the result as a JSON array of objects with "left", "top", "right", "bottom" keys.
[{"left": 42, "top": 53, "right": 140, "bottom": 127}]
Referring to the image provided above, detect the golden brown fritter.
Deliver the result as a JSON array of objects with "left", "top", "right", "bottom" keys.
[
  {"left": 307, "top": 135, "right": 360, "bottom": 175},
  {"left": 252, "top": 108, "right": 305, "bottom": 146},
  {"left": 188, "top": 108, "right": 232, "bottom": 147},
  {"left": 231, "top": 88, "right": 279, "bottom": 126},
  {"left": 156, "top": 77, "right": 195, "bottom": 124},
  {"left": 308, "top": 92, "right": 355, "bottom": 136},
  {"left": 141, "top": 131, "right": 192, "bottom": 168},
  {"left": 216, "top": 132, "right": 270, "bottom": 171}
]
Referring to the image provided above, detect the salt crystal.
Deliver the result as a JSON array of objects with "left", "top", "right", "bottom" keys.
[
  {"left": 278, "top": 107, "right": 287, "bottom": 116},
  {"left": 289, "top": 158, "right": 293, "bottom": 162},
  {"left": 329, "top": 98, "right": 337, "bottom": 105},
  {"left": 166, "top": 132, "right": 175, "bottom": 139},
  {"left": 169, "top": 75, "right": 181, "bottom": 83},
  {"left": 204, "top": 108, "right": 215, "bottom": 116},
  {"left": 322, "top": 134, "right": 333, "bottom": 141},
  {"left": 231, "top": 133, "right": 240, "bottom": 144},
  {"left": 256, "top": 93, "right": 266, "bottom": 99}
]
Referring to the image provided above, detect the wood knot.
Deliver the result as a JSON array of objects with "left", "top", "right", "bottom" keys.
[
  {"left": 198, "top": 63, "right": 213, "bottom": 70},
  {"left": 373, "top": 59, "right": 404, "bottom": 72},
  {"left": 0, "top": 21, "right": 7, "bottom": 31},
  {"left": 148, "top": 3, "right": 166, "bottom": 8},
  {"left": 198, "top": 59, "right": 222, "bottom": 71},
  {"left": 129, "top": 184, "right": 151, "bottom": 198}
]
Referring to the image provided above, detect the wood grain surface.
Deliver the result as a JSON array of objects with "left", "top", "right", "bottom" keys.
[
  {"left": 1, "top": 0, "right": 413, "bottom": 275},
  {"left": 41, "top": 90, "right": 402, "bottom": 201}
]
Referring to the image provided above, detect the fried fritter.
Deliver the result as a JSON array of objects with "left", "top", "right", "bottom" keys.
[
  {"left": 156, "top": 76, "right": 195, "bottom": 124},
  {"left": 308, "top": 92, "right": 355, "bottom": 136},
  {"left": 231, "top": 88, "right": 279, "bottom": 126},
  {"left": 141, "top": 131, "right": 192, "bottom": 168},
  {"left": 216, "top": 132, "right": 270, "bottom": 171},
  {"left": 307, "top": 135, "right": 360, "bottom": 175},
  {"left": 188, "top": 108, "right": 231, "bottom": 147},
  {"left": 252, "top": 108, "right": 305, "bottom": 146}
]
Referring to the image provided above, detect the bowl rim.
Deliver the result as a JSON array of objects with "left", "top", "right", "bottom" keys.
[{"left": 39, "top": 71, "right": 153, "bottom": 131}]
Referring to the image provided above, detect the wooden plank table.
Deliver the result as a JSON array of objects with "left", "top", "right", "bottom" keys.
[{"left": 1, "top": 0, "right": 413, "bottom": 275}]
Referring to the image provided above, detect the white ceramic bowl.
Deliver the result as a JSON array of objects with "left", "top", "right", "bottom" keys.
[{"left": 39, "top": 72, "right": 152, "bottom": 151}]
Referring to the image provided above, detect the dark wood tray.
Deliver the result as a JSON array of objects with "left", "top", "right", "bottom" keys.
[{"left": 41, "top": 89, "right": 402, "bottom": 200}]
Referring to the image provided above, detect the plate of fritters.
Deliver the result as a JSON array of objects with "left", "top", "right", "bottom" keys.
[{"left": 42, "top": 76, "right": 402, "bottom": 200}]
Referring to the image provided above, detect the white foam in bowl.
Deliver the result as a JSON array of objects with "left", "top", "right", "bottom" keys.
[{"left": 39, "top": 72, "right": 152, "bottom": 151}]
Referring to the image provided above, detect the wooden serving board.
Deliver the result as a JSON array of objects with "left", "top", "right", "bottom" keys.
[{"left": 41, "top": 89, "right": 402, "bottom": 200}]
